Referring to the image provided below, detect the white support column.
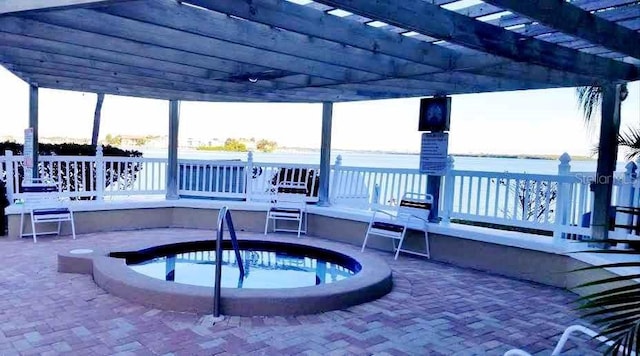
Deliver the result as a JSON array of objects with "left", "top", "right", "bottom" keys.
[
  {"left": 4, "top": 150, "right": 14, "bottom": 202},
  {"left": 591, "top": 84, "right": 622, "bottom": 246},
  {"left": 91, "top": 93, "right": 105, "bottom": 147},
  {"left": 29, "top": 84, "right": 38, "bottom": 179},
  {"left": 318, "top": 102, "right": 333, "bottom": 207},
  {"left": 166, "top": 100, "right": 180, "bottom": 200}
]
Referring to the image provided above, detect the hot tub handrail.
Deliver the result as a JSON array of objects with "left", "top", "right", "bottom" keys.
[{"left": 213, "top": 206, "right": 244, "bottom": 319}]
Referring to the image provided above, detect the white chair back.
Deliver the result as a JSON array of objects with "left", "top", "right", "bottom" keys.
[{"left": 397, "top": 192, "right": 433, "bottom": 222}]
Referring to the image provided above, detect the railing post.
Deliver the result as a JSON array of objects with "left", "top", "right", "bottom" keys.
[
  {"left": 554, "top": 153, "right": 571, "bottom": 239},
  {"left": 330, "top": 155, "right": 342, "bottom": 204},
  {"left": 95, "top": 145, "right": 104, "bottom": 201},
  {"left": 614, "top": 161, "right": 637, "bottom": 239},
  {"left": 441, "top": 155, "right": 455, "bottom": 224},
  {"left": 4, "top": 150, "right": 14, "bottom": 202},
  {"left": 245, "top": 151, "right": 253, "bottom": 202}
]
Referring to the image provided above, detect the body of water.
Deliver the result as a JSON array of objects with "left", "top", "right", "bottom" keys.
[{"left": 142, "top": 148, "right": 623, "bottom": 174}]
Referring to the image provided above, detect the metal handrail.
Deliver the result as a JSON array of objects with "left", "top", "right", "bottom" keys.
[{"left": 213, "top": 206, "right": 244, "bottom": 319}]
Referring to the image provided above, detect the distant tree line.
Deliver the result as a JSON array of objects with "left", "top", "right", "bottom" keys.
[{"left": 197, "top": 138, "right": 278, "bottom": 153}]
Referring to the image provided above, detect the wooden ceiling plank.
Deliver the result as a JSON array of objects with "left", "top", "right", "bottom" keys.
[
  {"left": 313, "top": 0, "right": 639, "bottom": 81},
  {"left": 483, "top": 0, "right": 640, "bottom": 60},
  {"left": 26, "top": 8, "right": 386, "bottom": 83},
  {"left": 99, "top": 0, "right": 440, "bottom": 78}
]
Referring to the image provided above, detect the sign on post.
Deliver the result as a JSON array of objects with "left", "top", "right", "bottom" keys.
[
  {"left": 24, "top": 128, "right": 34, "bottom": 180},
  {"left": 419, "top": 132, "right": 449, "bottom": 175}
]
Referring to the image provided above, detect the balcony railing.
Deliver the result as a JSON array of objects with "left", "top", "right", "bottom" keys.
[{"left": 3, "top": 149, "right": 639, "bottom": 240}]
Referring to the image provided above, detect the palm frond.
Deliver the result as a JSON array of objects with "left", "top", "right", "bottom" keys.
[
  {"left": 576, "top": 86, "right": 602, "bottom": 124},
  {"left": 618, "top": 126, "right": 640, "bottom": 160},
  {"left": 572, "top": 233, "right": 640, "bottom": 356}
]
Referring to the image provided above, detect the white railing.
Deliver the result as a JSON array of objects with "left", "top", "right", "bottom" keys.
[{"left": 3, "top": 149, "right": 640, "bottom": 240}]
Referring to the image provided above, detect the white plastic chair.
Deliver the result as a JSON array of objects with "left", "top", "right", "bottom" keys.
[
  {"left": 504, "top": 324, "right": 631, "bottom": 356},
  {"left": 19, "top": 178, "right": 76, "bottom": 243},
  {"left": 264, "top": 182, "right": 308, "bottom": 238},
  {"left": 361, "top": 192, "right": 432, "bottom": 259}
]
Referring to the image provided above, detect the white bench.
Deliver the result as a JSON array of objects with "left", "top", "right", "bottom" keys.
[{"left": 19, "top": 180, "right": 76, "bottom": 243}]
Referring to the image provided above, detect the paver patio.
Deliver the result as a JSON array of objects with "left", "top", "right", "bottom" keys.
[{"left": 0, "top": 228, "right": 602, "bottom": 355}]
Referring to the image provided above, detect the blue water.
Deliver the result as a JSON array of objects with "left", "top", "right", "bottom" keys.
[
  {"left": 142, "top": 148, "right": 619, "bottom": 175},
  {"left": 129, "top": 249, "right": 356, "bottom": 289}
]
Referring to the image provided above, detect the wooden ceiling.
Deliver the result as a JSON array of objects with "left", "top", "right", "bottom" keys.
[{"left": 0, "top": 0, "right": 638, "bottom": 102}]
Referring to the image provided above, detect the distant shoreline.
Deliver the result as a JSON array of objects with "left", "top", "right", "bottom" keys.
[{"left": 276, "top": 147, "right": 596, "bottom": 161}]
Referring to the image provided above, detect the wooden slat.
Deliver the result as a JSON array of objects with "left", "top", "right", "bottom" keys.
[
  {"left": 100, "top": 1, "right": 440, "bottom": 78},
  {"left": 26, "top": 9, "right": 388, "bottom": 83},
  {"left": 183, "top": 0, "right": 607, "bottom": 87},
  {"left": 483, "top": 0, "right": 640, "bottom": 60},
  {"left": 313, "top": 0, "right": 639, "bottom": 81}
]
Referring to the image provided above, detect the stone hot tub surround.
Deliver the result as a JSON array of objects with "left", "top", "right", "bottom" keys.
[{"left": 58, "top": 234, "right": 392, "bottom": 316}]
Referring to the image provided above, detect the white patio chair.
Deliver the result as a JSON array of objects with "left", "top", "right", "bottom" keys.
[
  {"left": 19, "top": 178, "right": 76, "bottom": 243},
  {"left": 361, "top": 192, "right": 433, "bottom": 260},
  {"left": 504, "top": 324, "right": 631, "bottom": 356},
  {"left": 264, "top": 182, "right": 308, "bottom": 238}
]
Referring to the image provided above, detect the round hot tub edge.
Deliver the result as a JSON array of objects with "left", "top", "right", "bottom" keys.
[{"left": 59, "top": 236, "right": 393, "bottom": 316}]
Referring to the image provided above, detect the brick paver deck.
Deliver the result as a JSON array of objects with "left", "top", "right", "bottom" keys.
[{"left": 0, "top": 228, "right": 601, "bottom": 355}]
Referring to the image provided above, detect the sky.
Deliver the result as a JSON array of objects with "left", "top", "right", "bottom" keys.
[{"left": 0, "top": 67, "right": 638, "bottom": 157}]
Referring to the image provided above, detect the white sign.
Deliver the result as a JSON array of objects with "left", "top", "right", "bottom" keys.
[
  {"left": 24, "top": 128, "right": 34, "bottom": 180},
  {"left": 420, "top": 132, "right": 449, "bottom": 175}
]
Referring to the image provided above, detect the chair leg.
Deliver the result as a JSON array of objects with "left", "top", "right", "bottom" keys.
[
  {"left": 361, "top": 231, "right": 371, "bottom": 252},
  {"left": 19, "top": 211, "right": 25, "bottom": 238},
  {"left": 57, "top": 221, "right": 62, "bottom": 235},
  {"left": 424, "top": 231, "right": 430, "bottom": 259},
  {"left": 297, "top": 214, "right": 302, "bottom": 238},
  {"left": 70, "top": 213, "right": 76, "bottom": 240},
  {"left": 395, "top": 232, "right": 407, "bottom": 260},
  {"left": 264, "top": 213, "right": 270, "bottom": 235},
  {"left": 30, "top": 212, "right": 37, "bottom": 243}
]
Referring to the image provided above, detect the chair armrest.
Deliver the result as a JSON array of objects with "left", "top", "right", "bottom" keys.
[{"left": 371, "top": 209, "right": 397, "bottom": 219}]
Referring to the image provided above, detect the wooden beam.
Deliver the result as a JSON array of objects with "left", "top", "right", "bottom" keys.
[
  {"left": 100, "top": 1, "right": 439, "bottom": 78},
  {"left": 0, "top": 17, "right": 275, "bottom": 82},
  {"left": 591, "top": 84, "right": 622, "bottom": 245},
  {"left": 16, "top": 72, "right": 383, "bottom": 102},
  {"left": 313, "top": 0, "right": 639, "bottom": 81},
  {"left": 483, "top": 0, "right": 640, "bottom": 60},
  {"left": 0, "top": 0, "right": 131, "bottom": 15},
  {"left": 26, "top": 9, "right": 386, "bottom": 84},
  {"left": 184, "top": 0, "right": 616, "bottom": 86}
]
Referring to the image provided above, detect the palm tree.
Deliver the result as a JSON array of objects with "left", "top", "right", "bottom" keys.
[
  {"left": 574, "top": 83, "right": 640, "bottom": 355},
  {"left": 578, "top": 84, "right": 636, "bottom": 159}
]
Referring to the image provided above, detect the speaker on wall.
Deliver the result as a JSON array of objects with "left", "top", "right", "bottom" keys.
[{"left": 418, "top": 96, "right": 451, "bottom": 132}]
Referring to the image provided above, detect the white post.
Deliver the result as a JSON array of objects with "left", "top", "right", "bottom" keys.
[
  {"left": 330, "top": 155, "right": 342, "bottom": 204},
  {"left": 441, "top": 155, "right": 455, "bottom": 224},
  {"left": 318, "top": 102, "right": 333, "bottom": 207},
  {"left": 554, "top": 152, "right": 572, "bottom": 239},
  {"left": 166, "top": 100, "right": 180, "bottom": 200},
  {"left": 4, "top": 150, "right": 14, "bottom": 202},
  {"left": 95, "top": 145, "right": 104, "bottom": 201},
  {"left": 29, "top": 85, "right": 39, "bottom": 179},
  {"left": 246, "top": 151, "right": 254, "bottom": 202}
]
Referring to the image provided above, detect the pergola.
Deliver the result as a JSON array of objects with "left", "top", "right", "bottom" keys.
[{"left": 1, "top": 0, "right": 639, "bottom": 239}]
